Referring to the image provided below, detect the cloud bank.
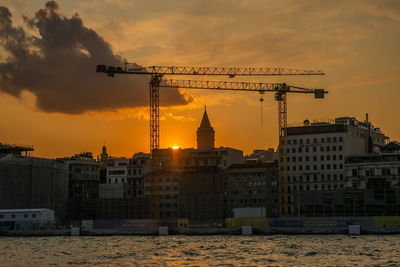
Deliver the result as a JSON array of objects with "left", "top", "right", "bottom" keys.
[{"left": 0, "top": 1, "right": 189, "bottom": 114}]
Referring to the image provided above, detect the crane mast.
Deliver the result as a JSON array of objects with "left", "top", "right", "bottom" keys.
[{"left": 96, "top": 64, "right": 326, "bottom": 217}]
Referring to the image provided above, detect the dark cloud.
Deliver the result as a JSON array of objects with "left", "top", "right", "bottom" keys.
[{"left": 0, "top": 1, "right": 189, "bottom": 114}]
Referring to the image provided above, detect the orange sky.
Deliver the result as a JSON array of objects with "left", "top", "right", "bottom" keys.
[{"left": 0, "top": 0, "right": 399, "bottom": 158}]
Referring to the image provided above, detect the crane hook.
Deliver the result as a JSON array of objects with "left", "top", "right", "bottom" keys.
[{"left": 259, "top": 92, "right": 264, "bottom": 126}]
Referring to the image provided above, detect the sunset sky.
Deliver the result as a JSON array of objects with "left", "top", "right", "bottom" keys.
[{"left": 0, "top": 0, "right": 399, "bottom": 158}]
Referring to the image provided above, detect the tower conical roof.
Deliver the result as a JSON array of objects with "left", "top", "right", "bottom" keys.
[{"left": 199, "top": 109, "right": 212, "bottom": 128}]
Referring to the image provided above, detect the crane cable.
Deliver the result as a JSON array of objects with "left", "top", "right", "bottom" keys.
[{"left": 259, "top": 92, "right": 265, "bottom": 126}]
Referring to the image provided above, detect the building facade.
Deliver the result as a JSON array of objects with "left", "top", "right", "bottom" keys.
[
  {"left": 0, "top": 152, "right": 69, "bottom": 222},
  {"left": 224, "top": 163, "right": 279, "bottom": 218},
  {"left": 0, "top": 208, "right": 55, "bottom": 230},
  {"left": 179, "top": 167, "right": 225, "bottom": 222},
  {"left": 60, "top": 152, "right": 100, "bottom": 221},
  {"left": 280, "top": 117, "right": 388, "bottom": 216}
]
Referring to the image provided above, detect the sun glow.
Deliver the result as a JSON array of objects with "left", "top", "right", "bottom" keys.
[{"left": 172, "top": 145, "right": 180, "bottom": 150}]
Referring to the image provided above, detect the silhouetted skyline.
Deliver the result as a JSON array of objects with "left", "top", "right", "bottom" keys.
[{"left": 0, "top": 0, "right": 399, "bottom": 157}]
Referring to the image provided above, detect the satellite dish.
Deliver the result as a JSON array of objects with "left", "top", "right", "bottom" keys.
[{"left": 303, "top": 119, "right": 310, "bottom": 126}]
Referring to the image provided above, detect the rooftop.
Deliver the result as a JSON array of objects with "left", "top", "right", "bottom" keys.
[
  {"left": 0, "top": 143, "right": 34, "bottom": 156},
  {"left": 0, "top": 208, "right": 53, "bottom": 213}
]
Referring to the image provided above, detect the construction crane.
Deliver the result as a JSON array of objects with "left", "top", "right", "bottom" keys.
[
  {"left": 96, "top": 64, "right": 326, "bottom": 218},
  {"left": 96, "top": 64, "right": 324, "bottom": 151}
]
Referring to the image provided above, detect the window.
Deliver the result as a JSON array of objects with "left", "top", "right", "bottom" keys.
[
  {"left": 299, "top": 139, "right": 303, "bottom": 144},
  {"left": 313, "top": 165, "right": 317, "bottom": 170},
  {"left": 321, "top": 155, "right": 325, "bottom": 161},
  {"left": 339, "top": 136, "right": 343, "bottom": 142},
  {"left": 327, "top": 146, "right": 331, "bottom": 152},
  {"left": 339, "top": 155, "right": 343, "bottom": 160},
  {"left": 306, "top": 165, "right": 310, "bottom": 170},
  {"left": 0, "top": 215, "right": 3, "bottom": 218},
  {"left": 313, "top": 147, "right": 317, "bottom": 152},
  {"left": 327, "top": 164, "right": 331, "bottom": 170},
  {"left": 327, "top": 137, "right": 331, "bottom": 143},
  {"left": 306, "top": 138, "right": 310, "bottom": 144},
  {"left": 299, "top": 156, "right": 303, "bottom": 162},
  {"left": 321, "top": 164, "right": 325, "bottom": 170},
  {"left": 313, "top": 138, "right": 317, "bottom": 144},
  {"left": 12, "top": 214, "right": 16, "bottom": 218},
  {"left": 339, "top": 145, "right": 343, "bottom": 151},
  {"left": 292, "top": 157, "right": 296, "bottom": 162},
  {"left": 332, "top": 146, "right": 336, "bottom": 151},
  {"left": 108, "top": 170, "right": 125, "bottom": 175},
  {"left": 305, "top": 147, "right": 309, "bottom": 153},
  {"left": 108, "top": 179, "right": 111, "bottom": 183},
  {"left": 298, "top": 147, "right": 302, "bottom": 153},
  {"left": 115, "top": 178, "right": 118, "bottom": 183},
  {"left": 306, "top": 156, "right": 310, "bottom": 161},
  {"left": 122, "top": 178, "right": 125, "bottom": 183},
  {"left": 24, "top": 214, "right": 28, "bottom": 218},
  {"left": 366, "top": 169, "right": 375, "bottom": 176},
  {"left": 333, "top": 137, "right": 337, "bottom": 142},
  {"left": 333, "top": 155, "right": 337, "bottom": 160},
  {"left": 299, "top": 165, "right": 303, "bottom": 171},
  {"left": 321, "top": 138, "right": 325, "bottom": 143},
  {"left": 293, "top": 139, "right": 297, "bottom": 144},
  {"left": 327, "top": 155, "right": 331, "bottom": 160},
  {"left": 320, "top": 146, "right": 324, "bottom": 152},
  {"left": 292, "top": 148, "right": 296, "bottom": 153},
  {"left": 287, "top": 140, "right": 291, "bottom": 145}
]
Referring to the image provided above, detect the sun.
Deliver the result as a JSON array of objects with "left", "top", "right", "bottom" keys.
[{"left": 172, "top": 145, "right": 180, "bottom": 150}]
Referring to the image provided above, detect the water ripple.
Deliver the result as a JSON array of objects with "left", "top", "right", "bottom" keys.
[{"left": 1, "top": 235, "right": 400, "bottom": 266}]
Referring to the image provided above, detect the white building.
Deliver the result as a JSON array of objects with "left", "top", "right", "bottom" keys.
[
  {"left": 281, "top": 116, "right": 388, "bottom": 215},
  {"left": 0, "top": 208, "right": 55, "bottom": 230},
  {"left": 106, "top": 158, "right": 129, "bottom": 184}
]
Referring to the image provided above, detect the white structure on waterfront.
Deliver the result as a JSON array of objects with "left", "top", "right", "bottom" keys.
[{"left": 0, "top": 208, "right": 55, "bottom": 230}]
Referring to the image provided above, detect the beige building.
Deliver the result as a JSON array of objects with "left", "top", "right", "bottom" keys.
[{"left": 281, "top": 116, "right": 388, "bottom": 215}]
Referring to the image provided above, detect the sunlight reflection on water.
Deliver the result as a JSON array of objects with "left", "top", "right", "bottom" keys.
[{"left": 1, "top": 235, "right": 400, "bottom": 266}]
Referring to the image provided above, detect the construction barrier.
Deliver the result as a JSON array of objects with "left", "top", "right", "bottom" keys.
[
  {"left": 226, "top": 218, "right": 268, "bottom": 228},
  {"left": 372, "top": 216, "right": 400, "bottom": 227}
]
